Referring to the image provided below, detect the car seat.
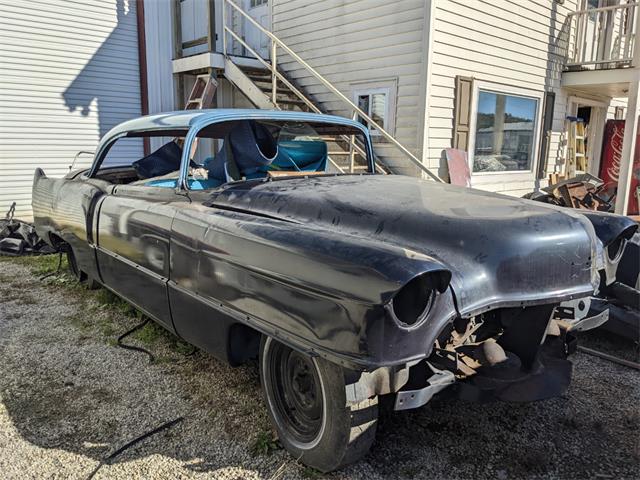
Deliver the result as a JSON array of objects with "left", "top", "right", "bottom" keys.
[{"left": 208, "top": 120, "right": 278, "bottom": 183}]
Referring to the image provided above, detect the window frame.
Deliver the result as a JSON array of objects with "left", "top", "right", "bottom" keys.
[
  {"left": 178, "top": 117, "right": 376, "bottom": 191},
  {"left": 351, "top": 79, "right": 398, "bottom": 138},
  {"left": 468, "top": 80, "right": 544, "bottom": 183}
]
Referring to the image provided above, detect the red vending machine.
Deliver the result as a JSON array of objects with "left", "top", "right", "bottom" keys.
[{"left": 599, "top": 119, "right": 640, "bottom": 215}]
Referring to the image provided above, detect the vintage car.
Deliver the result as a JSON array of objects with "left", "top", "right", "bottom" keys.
[{"left": 32, "top": 109, "right": 637, "bottom": 471}]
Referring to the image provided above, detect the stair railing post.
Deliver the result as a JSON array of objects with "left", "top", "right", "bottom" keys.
[
  {"left": 349, "top": 110, "right": 357, "bottom": 173},
  {"left": 222, "top": 0, "right": 227, "bottom": 56},
  {"left": 271, "top": 40, "right": 277, "bottom": 106}
]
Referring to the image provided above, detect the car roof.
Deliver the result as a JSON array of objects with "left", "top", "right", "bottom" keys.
[{"left": 102, "top": 108, "right": 367, "bottom": 139}]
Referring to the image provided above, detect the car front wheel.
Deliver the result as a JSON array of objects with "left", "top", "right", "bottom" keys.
[{"left": 259, "top": 336, "right": 378, "bottom": 472}]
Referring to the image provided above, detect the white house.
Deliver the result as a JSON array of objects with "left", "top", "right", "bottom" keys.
[{"left": 1, "top": 0, "right": 638, "bottom": 219}]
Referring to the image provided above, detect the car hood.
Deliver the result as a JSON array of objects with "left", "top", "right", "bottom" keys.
[{"left": 209, "top": 175, "right": 598, "bottom": 316}]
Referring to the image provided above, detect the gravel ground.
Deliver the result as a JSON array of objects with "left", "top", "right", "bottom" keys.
[{"left": 0, "top": 256, "right": 639, "bottom": 480}]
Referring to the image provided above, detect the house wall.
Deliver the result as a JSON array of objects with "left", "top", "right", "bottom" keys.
[
  {"left": 426, "top": 0, "right": 627, "bottom": 197},
  {"left": 143, "top": 0, "right": 177, "bottom": 151},
  {"left": 271, "top": 0, "right": 430, "bottom": 176},
  {"left": 0, "top": 0, "right": 143, "bottom": 220}
]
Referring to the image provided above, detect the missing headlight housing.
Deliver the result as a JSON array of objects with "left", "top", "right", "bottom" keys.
[
  {"left": 607, "top": 237, "right": 625, "bottom": 261},
  {"left": 390, "top": 271, "right": 450, "bottom": 327}
]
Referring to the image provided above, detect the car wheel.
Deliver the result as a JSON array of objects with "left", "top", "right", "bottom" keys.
[
  {"left": 259, "top": 336, "right": 378, "bottom": 472},
  {"left": 66, "top": 248, "right": 100, "bottom": 289}
]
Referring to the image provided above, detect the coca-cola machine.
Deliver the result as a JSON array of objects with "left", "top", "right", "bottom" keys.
[{"left": 599, "top": 119, "right": 640, "bottom": 215}]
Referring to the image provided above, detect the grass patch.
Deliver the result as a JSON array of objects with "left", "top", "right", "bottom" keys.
[
  {"left": 133, "top": 321, "right": 195, "bottom": 356},
  {"left": 95, "top": 289, "right": 138, "bottom": 316},
  {"left": 1, "top": 253, "right": 67, "bottom": 277},
  {"left": 251, "top": 430, "right": 280, "bottom": 456},
  {"left": 3, "top": 255, "right": 196, "bottom": 359},
  {"left": 301, "top": 466, "right": 323, "bottom": 479}
]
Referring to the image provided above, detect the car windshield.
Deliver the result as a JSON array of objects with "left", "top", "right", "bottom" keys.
[{"left": 94, "top": 119, "right": 372, "bottom": 190}]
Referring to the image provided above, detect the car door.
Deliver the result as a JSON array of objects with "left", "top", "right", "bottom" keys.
[{"left": 96, "top": 184, "right": 186, "bottom": 332}]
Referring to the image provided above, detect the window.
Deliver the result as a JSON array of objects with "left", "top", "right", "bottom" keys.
[
  {"left": 250, "top": 0, "right": 268, "bottom": 7},
  {"left": 352, "top": 80, "right": 397, "bottom": 137},
  {"left": 472, "top": 89, "right": 540, "bottom": 174},
  {"left": 356, "top": 90, "right": 387, "bottom": 134},
  {"left": 92, "top": 120, "right": 372, "bottom": 188},
  {"left": 100, "top": 136, "right": 145, "bottom": 169}
]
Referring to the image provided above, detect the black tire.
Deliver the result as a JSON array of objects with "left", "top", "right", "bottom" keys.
[
  {"left": 259, "top": 336, "right": 378, "bottom": 472},
  {"left": 66, "top": 249, "right": 100, "bottom": 290}
]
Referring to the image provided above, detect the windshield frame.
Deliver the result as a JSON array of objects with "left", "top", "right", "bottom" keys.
[{"left": 177, "top": 115, "right": 375, "bottom": 192}]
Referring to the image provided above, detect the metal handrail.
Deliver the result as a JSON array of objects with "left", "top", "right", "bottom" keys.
[
  {"left": 225, "top": 24, "right": 381, "bottom": 174},
  {"left": 222, "top": 0, "right": 442, "bottom": 182},
  {"left": 566, "top": 1, "right": 637, "bottom": 67},
  {"left": 223, "top": 31, "right": 368, "bottom": 174},
  {"left": 570, "top": 2, "right": 638, "bottom": 17}
]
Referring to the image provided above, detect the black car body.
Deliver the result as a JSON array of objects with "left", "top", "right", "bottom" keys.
[{"left": 32, "top": 110, "right": 637, "bottom": 471}]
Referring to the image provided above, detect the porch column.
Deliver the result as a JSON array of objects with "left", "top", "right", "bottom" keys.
[{"left": 614, "top": 4, "right": 640, "bottom": 215}]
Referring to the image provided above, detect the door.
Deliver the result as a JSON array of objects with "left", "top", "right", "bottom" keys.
[
  {"left": 244, "top": 0, "right": 270, "bottom": 58},
  {"left": 96, "top": 185, "right": 182, "bottom": 331}
]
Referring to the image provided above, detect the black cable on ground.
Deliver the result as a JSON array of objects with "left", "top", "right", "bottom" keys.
[
  {"left": 39, "top": 251, "right": 63, "bottom": 281},
  {"left": 577, "top": 345, "right": 640, "bottom": 371},
  {"left": 116, "top": 317, "right": 156, "bottom": 363},
  {"left": 86, "top": 416, "right": 184, "bottom": 480}
]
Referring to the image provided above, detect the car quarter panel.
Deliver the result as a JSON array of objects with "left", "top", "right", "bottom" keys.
[{"left": 32, "top": 170, "right": 105, "bottom": 281}]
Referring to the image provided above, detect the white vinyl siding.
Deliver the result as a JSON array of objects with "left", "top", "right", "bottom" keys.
[
  {"left": 426, "top": 0, "right": 612, "bottom": 196},
  {"left": 0, "top": 0, "right": 142, "bottom": 220},
  {"left": 271, "top": 0, "right": 428, "bottom": 176},
  {"left": 144, "top": 0, "right": 177, "bottom": 151}
]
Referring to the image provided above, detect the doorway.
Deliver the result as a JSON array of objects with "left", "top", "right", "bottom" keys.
[
  {"left": 244, "top": 0, "right": 270, "bottom": 58},
  {"left": 567, "top": 97, "right": 607, "bottom": 176}
]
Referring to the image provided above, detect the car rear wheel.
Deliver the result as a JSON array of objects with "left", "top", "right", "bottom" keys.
[{"left": 259, "top": 336, "right": 378, "bottom": 472}]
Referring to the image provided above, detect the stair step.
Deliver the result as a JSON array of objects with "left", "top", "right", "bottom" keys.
[
  {"left": 258, "top": 85, "right": 294, "bottom": 95},
  {"left": 277, "top": 99, "right": 308, "bottom": 106},
  {"left": 243, "top": 70, "right": 272, "bottom": 79}
]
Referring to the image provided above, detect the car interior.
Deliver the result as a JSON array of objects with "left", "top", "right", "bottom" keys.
[{"left": 93, "top": 119, "right": 370, "bottom": 189}]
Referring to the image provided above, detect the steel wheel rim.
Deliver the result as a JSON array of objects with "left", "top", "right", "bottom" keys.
[{"left": 263, "top": 338, "right": 326, "bottom": 449}]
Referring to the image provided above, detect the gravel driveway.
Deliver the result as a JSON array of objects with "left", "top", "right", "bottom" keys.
[{"left": 1, "top": 256, "right": 638, "bottom": 480}]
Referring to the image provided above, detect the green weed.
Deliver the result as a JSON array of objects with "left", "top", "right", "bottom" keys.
[{"left": 251, "top": 430, "right": 280, "bottom": 456}]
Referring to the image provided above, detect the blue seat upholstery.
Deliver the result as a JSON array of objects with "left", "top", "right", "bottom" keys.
[
  {"left": 145, "top": 178, "right": 223, "bottom": 190},
  {"left": 271, "top": 140, "right": 328, "bottom": 172},
  {"left": 145, "top": 128, "right": 328, "bottom": 189}
]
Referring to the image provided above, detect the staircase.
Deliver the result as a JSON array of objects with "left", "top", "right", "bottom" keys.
[
  {"left": 223, "top": 59, "right": 367, "bottom": 173},
  {"left": 218, "top": 0, "right": 442, "bottom": 181}
]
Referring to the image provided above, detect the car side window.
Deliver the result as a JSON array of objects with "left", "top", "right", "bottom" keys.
[{"left": 95, "top": 136, "right": 192, "bottom": 187}]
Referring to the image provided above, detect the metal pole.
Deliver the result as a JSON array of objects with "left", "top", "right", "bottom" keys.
[
  {"left": 349, "top": 110, "right": 357, "bottom": 172},
  {"left": 614, "top": 4, "right": 640, "bottom": 215},
  {"left": 222, "top": 0, "right": 227, "bottom": 56},
  {"left": 207, "top": 0, "right": 216, "bottom": 52},
  {"left": 271, "top": 40, "right": 277, "bottom": 106}
]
